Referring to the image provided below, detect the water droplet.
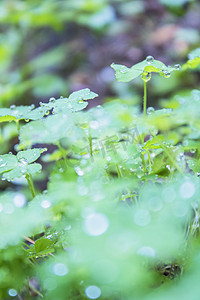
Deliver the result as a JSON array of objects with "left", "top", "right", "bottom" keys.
[
  {"left": 141, "top": 72, "right": 151, "bottom": 82},
  {"left": 106, "top": 156, "right": 111, "bottom": 161},
  {"left": 13, "top": 193, "right": 26, "bottom": 207},
  {"left": 137, "top": 246, "right": 156, "bottom": 258},
  {"left": 134, "top": 209, "right": 151, "bottom": 226},
  {"left": 41, "top": 200, "right": 51, "bottom": 209},
  {"left": 49, "top": 97, "right": 56, "bottom": 103},
  {"left": 10, "top": 105, "right": 16, "bottom": 110},
  {"left": 147, "top": 107, "right": 155, "bottom": 114},
  {"left": 120, "top": 66, "right": 127, "bottom": 74},
  {"left": 190, "top": 149, "right": 196, "bottom": 154},
  {"left": 174, "top": 64, "right": 181, "bottom": 71},
  {"left": 164, "top": 71, "right": 171, "bottom": 78},
  {"left": 78, "top": 99, "right": 84, "bottom": 103},
  {"left": 53, "top": 263, "right": 68, "bottom": 276},
  {"left": 85, "top": 286, "right": 101, "bottom": 299},
  {"left": 30, "top": 104, "right": 35, "bottom": 109},
  {"left": 19, "top": 158, "right": 28, "bottom": 165},
  {"left": 8, "top": 289, "right": 17, "bottom": 297},
  {"left": 197, "top": 172, "right": 200, "bottom": 177},
  {"left": 25, "top": 119, "right": 29, "bottom": 122},
  {"left": 84, "top": 212, "right": 109, "bottom": 236},
  {"left": 60, "top": 96, "right": 63, "bottom": 99},
  {"left": 146, "top": 56, "right": 154, "bottom": 64},
  {"left": 180, "top": 181, "right": 195, "bottom": 199},
  {"left": 0, "top": 162, "right": 7, "bottom": 168},
  {"left": 75, "top": 166, "right": 84, "bottom": 176}
]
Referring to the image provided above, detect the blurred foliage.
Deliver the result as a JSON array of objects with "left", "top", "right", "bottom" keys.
[{"left": 0, "top": 0, "right": 200, "bottom": 299}]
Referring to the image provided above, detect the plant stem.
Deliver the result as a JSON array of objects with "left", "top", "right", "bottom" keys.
[
  {"left": 161, "top": 145, "right": 184, "bottom": 174},
  {"left": 88, "top": 128, "right": 93, "bottom": 157},
  {"left": 16, "top": 120, "right": 20, "bottom": 133},
  {"left": 25, "top": 173, "right": 36, "bottom": 198},
  {"left": 116, "top": 164, "right": 122, "bottom": 178},
  {"left": 146, "top": 149, "right": 152, "bottom": 173},
  {"left": 57, "top": 141, "right": 68, "bottom": 168},
  {"left": 143, "top": 81, "right": 147, "bottom": 117}
]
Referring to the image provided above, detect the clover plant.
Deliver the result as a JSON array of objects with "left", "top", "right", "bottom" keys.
[{"left": 0, "top": 50, "right": 200, "bottom": 300}]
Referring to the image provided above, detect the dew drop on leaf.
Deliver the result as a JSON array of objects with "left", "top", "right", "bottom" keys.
[
  {"left": 120, "top": 67, "right": 127, "bottom": 74},
  {"left": 146, "top": 56, "right": 154, "bottom": 64},
  {"left": 10, "top": 105, "right": 16, "bottom": 110},
  {"left": 190, "top": 149, "right": 196, "bottom": 154},
  {"left": 141, "top": 72, "right": 151, "bottom": 82},
  {"left": 174, "top": 64, "right": 181, "bottom": 70},
  {"left": 8, "top": 289, "right": 17, "bottom": 297},
  {"left": 85, "top": 285, "right": 101, "bottom": 299},
  {"left": 19, "top": 158, "right": 28, "bottom": 165},
  {"left": 49, "top": 97, "right": 56, "bottom": 103},
  {"left": 147, "top": 107, "right": 155, "bottom": 114},
  {"left": 75, "top": 166, "right": 84, "bottom": 176},
  {"left": 41, "top": 200, "right": 51, "bottom": 209},
  {"left": 164, "top": 71, "right": 171, "bottom": 78},
  {"left": 0, "top": 162, "right": 7, "bottom": 167}
]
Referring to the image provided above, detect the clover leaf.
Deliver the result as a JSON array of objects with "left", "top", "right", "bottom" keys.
[
  {"left": 39, "top": 88, "right": 98, "bottom": 113},
  {"left": 111, "top": 56, "right": 178, "bottom": 82},
  {"left": 19, "top": 113, "right": 84, "bottom": 147},
  {"left": 182, "top": 48, "right": 200, "bottom": 70},
  {"left": 0, "top": 104, "right": 49, "bottom": 124},
  {"left": 0, "top": 148, "right": 46, "bottom": 181}
]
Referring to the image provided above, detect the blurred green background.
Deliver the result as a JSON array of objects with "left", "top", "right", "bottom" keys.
[{"left": 0, "top": 0, "right": 199, "bottom": 109}]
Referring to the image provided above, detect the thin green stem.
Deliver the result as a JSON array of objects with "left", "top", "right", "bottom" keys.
[
  {"left": 25, "top": 173, "right": 36, "bottom": 198},
  {"left": 141, "top": 153, "right": 147, "bottom": 173},
  {"left": 16, "top": 120, "right": 20, "bottom": 133},
  {"left": 29, "top": 283, "right": 44, "bottom": 298},
  {"left": 143, "top": 81, "right": 147, "bottom": 117},
  {"left": 57, "top": 141, "right": 68, "bottom": 168},
  {"left": 161, "top": 145, "right": 184, "bottom": 174},
  {"left": 146, "top": 149, "right": 152, "bottom": 174},
  {"left": 116, "top": 164, "right": 123, "bottom": 178},
  {"left": 88, "top": 128, "right": 93, "bottom": 157}
]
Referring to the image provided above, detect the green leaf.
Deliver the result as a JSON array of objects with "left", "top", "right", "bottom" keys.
[
  {"left": 0, "top": 148, "right": 45, "bottom": 180},
  {"left": 19, "top": 114, "right": 83, "bottom": 146},
  {"left": 0, "top": 105, "right": 48, "bottom": 122},
  {"left": 0, "top": 154, "right": 18, "bottom": 173},
  {"left": 35, "top": 238, "right": 55, "bottom": 256},
  {"left": 111, "top": 57, "right": 177, "bottom": 82},
  {"left": 17, "top": 148, "right": 47, "bottom": 164},
  {"left": 0, "top": 115, "right": 17, "bottom": 123},
  {"left": 182, "top": 48, "right": 200, "bottom": 70},
  {"left": 69, "top": 88, "right": 98, "bottom": 101},
  {"left": 40, "top": 88, "right": 98, "bottom": 113}
]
